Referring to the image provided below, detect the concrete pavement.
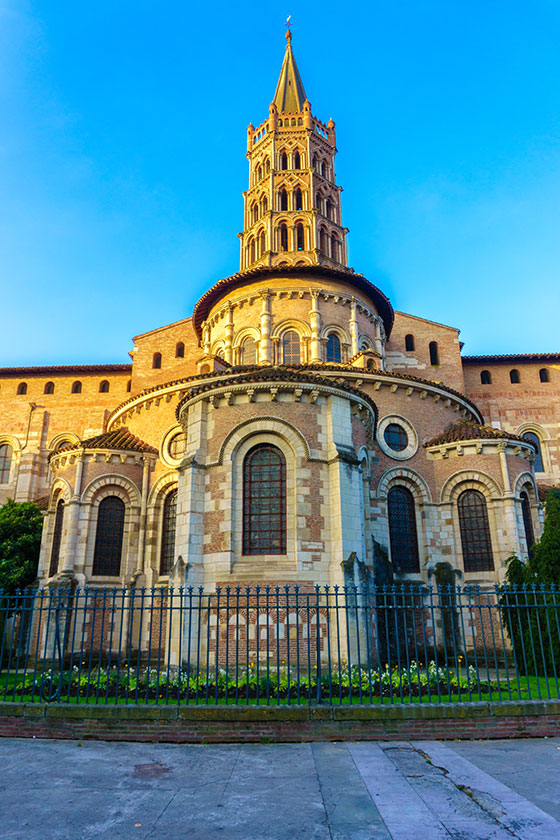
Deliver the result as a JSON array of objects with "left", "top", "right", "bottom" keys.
[{"left": 0, "top": 737, "right": 559, "bottom": 839}]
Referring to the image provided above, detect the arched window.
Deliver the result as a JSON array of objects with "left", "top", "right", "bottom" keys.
[
  {"left": 152, "top": 353, "right": 162, "bottom": 370},
  {"left": 387, "top": 486, "right": 420, "bottom": 573},
  {"left": 405, "top": 334, "right": 415, "bottom": 352},
  {"left": 175, "top": 342, "right": 185, "bottom": 358},
  {"left": 71, "top": 380, "right": 82, "bottom": 394},
  {"left": 429, "top": 341, "right": 439, "bottom": 366},
  {"left": 315, "top": 192, "right": 323, "bottom": 213},
  {"left": 282, "top": 330, "right": 300, "bottom": 364},
  {"left": 160, "top": 489, "right": 177, "bottom": 575},
  {"left": 510, "top": 369, "right": 520, "bottom": 384},
  {"left": 44, "top": 381, "right": 55, "bottom": 394},
  {"left": 480, "top": 370, "right": 492, "bottom": 385},
  {"left": 249, "top": 237, "right": 256, "bottom": 263},
  {"left": 126, "top": 380, "right": 132, "bottom": 393},
  {"left": 99, "top": 380, "right": 110, "bottom": 393},
  {"left": 457, "top": 489, "right": 494, "bottom": 572},
  {"left": 539, "top": 368, "right": 550, "bottom": 383},
  {"left": 294, "top": 188, "right": 303, "bottom": 211},
  {"left": 520, "top": 491, "right": 535, "bottom": 552},
  {"left": 259, "top": 229, "right": 265, "bottom": 257},
  {"left": 295, "top": 223, "right": 305, "bottom": 250},
  {"left": 326, "top": 333, "right": 342, "bottom": 363},
  {"left": 264, "top": 157, "right": 270, "bottom": 174},
  {"left": 92, "top": 496, "right": 125, "bottom": 576},
  {"left": 522, "top": 431, "right": 544, "bottom": 472},
  {"left": 17, "top": 382, "right": 27, "bottom": 395},
  {"left": 261, "top": 195, "right": 268, "bottom": 214},
  {"left": 294, "top": 151, "right": 301, "bottom": 169},
  {"left": 312, "top": 154, "right": 318, "bottom": 170},
  {"left": 330, "top": 235, "right": 338, "bottom": 261},
  {"left": 280, "top": 152, "right": 288, "bottom": 170},
  {"left": 251, "top": 203, "right": 258, "bottom": 225},
  {"left": 279, "top": 223, "right": 288, "bottom": 251},
  {"left": 256, "top": 165, "right": 262, "bottom": 182},
  {"left": 0, "top": 444, "right": 12, "bottom": 483},
  {"left": 240, "top": 337, "right": 257, "bottom": 365},
  {"left": 321, "top": 161, "right": 327, "bottom": 177},
  {"left": 242, "top": 444, "right": 286, "bottom": 555},
  {"left": 279, "top": 189, "right": 288, "bottom": 211},
  {"left": 326, "top": 199, "right": 333, "bottom": 220},
  {"left": 319, "top": 227, "right": 328, "bottom": 253},
  {"left": 49, "top": 499, "right": 65, "bottom": 578}
]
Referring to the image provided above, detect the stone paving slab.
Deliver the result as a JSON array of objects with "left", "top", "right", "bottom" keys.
[{"left": 1, "top": 737, "right": 560, "bottom": 839}]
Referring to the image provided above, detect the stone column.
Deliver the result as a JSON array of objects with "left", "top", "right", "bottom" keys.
[
  {"left": 134, "top": 456, "right": 152, "bottom": 578},
  {"left": 349, "top": 298, "right": 359, "bottom": 356},
  {"left": 259, "top": 290, "right": 272, "bottom": 364},
  {"left": 224, "top": 303, "right": 234, "bottom": 364},
  {"left": 202, "top": 322, "right": 211, "bottom": 355},
  {"left": 309, "top": 290, "right": 322, "bottom": 362},
  {"left": 60, "top": 453, "right": 85, "bottom": 577}
]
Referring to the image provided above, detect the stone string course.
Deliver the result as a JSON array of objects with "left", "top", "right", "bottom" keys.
[{"left": 0, "top": 700, "right": 559, "bottom": 743}]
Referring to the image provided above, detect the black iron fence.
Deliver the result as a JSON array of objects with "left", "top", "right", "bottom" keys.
[{"left": 1, "top": 584, "right": 559, "bottom": 706}]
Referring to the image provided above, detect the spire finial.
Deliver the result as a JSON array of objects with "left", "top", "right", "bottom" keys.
[{"left": 285, "top": 15, "right": 292, "bottom": 42}]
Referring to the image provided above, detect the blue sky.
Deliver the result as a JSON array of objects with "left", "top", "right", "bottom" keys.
[{"left": 1, "top": 1, "right": 559, "bottom": 365}]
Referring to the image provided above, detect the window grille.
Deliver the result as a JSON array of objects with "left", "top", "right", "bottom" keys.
[
  {"left": 168, "top": 432, "right": 187, "bottom": 460},
  {"left": 326, "top": 333, "right": 342, "bottom": 363},
  {"left": 522, "top": 432, "right": 544, "bottom": 472},
  {"left": 520, "top": 491, "right": 535, "bottom": 552},
  {"left": 243, "top": 444, "right": 286, "bottom": 555},
  {"left": 282, "top": 331, "right": 300, "bottom": 364},
  {"left": 387, "top": 486, "right": 420, "bottom": 573},
  {"left": 92, "top": 496, "right": 125, "bottom": 576},
  {"left": 160, "top": 489, "right": 178, "bottom": 575},
  {"left": 240, "top": 337, "right": 257, "bottom": 365},
  {"left": 458, "top": 489, "right": 494, "bottom": 572},
  {"left": 49, "top": 499, "right": 65, "bottom": 578},
  {"left": 0, "top": 444, "right": 12, "bottom": 483},
  {"left": 384, "top": 423, "right": 408, "bottom": 452}
]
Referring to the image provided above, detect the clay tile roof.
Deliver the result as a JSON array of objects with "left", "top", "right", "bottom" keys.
[
  {"left": 424, "top": 421, "right": 531, "bottom": 448},
  {"left": 58, "top": 428, "right": 157, "bottom": 455},
  {"left": 462, "top": 353, "right": 560, "bottom": 364},
  {"left": 0, "top": 364, "right": 131, "bottom": 376}
]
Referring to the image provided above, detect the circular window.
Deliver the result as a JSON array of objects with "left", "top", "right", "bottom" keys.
[
  {"left": 377, "top": 415, "right": 418, "bottom": 461},
  {"left": 384, "top": 423, "right": 408, "bottom": 452},
  {"left": 168, "top": 432, "right": 186, "bottom": 460}
]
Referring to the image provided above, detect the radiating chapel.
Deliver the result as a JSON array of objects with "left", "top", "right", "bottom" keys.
[{"left": 1, "top": 32, "right": 559, "bottom": 593}]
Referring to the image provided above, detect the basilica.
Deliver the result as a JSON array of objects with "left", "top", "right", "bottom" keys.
[{"left": 0, "top": 32, "right": 558, "bottom": 594}]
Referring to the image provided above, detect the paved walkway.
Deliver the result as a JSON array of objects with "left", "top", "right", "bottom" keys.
[{"left": 1, "top": 737, "right": 559, "bottom": 839}]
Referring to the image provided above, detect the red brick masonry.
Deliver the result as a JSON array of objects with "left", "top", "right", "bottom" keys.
[{"left": 0, "top": 700, "right": 559, "bottom": 743}]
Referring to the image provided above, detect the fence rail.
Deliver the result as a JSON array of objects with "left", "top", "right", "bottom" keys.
[{"left": 1, "top": 584, "right": 559, "bottom": 707}]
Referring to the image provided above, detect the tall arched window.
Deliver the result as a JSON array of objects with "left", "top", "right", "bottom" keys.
[
  {"left": 261, "top": 195, "right": 268, "bottom": 214},
  {"left": 251, "top": 203, "right": 258, "bottom": 224},
  {"left": 510, "top": 369, "right": 520, "bottom": 383},
  {"left": 175, "top": 342, "right": 185, "bottom": 358},
  {"left": 279, "top": 224, "right": 288, "bottom": 251},
  {"left": 259, "top": 229, "right": 265, "bottom": 257},
  {"left": 49, "top": 499, "right": 65, "bottom": 578},
  {"left": 480, "top": 370, "right": 492, "bottom": 384},
  {"left": 92, "top": 496, "right": 125, "bottom": 576},
  {"left": 282, "top": 330, "right": 300, "bottom": 364},
  {"left": 0, "top": 444, "right": 13, "bottom": 483},
  {"left": 279, "top": 188, "right": 288, "bottom": 211},
  {"left": 293, "top": 150, "right": 301, "bottom": 169},
  {"left": 44, "top": 381, "right": 55, "bottom": 394},
  {"left": 240, "top": 337, "right": 257, "bottom": 365},
  {"left": 295, "top": 223, "right": 305, "bottom": 250},
  {"left": 405, "top": 334, "right": 415, "bottom": 352},
  {"left": 126, "top": 380, "right": 132, "bottom": 392},
  {"left": 387, "top": 486, "right": 420, "bottom": 573},
  {"left": 294, "top": 188, "right": 303, "bottom": 211},
  {"left": 522, "top": 431, "right": 544, "bottom": 472},
  {"left": 315, "top": 193, "right": 323, "bottom": 213},
  {"left": 160, "top": 489, "right": 177, "bottom": 575},
  {"left": 457, "top": 489, "right": 494, "bottom": 572},
  {"left": 326, "top": 199, "right": 333, "bottom": 220},
  {"left": 152, "top": 353, "right": 162, "bottom": 369},
  {"left": 71, "top": 380, "right": 82, "bottom": 394},
  {"left": 319, "top": 227, "right": 328, "bottom": 252},
  {"left": 99, "top": 380, "right": 110, "bottom": 393},
  {"left": 326, "top": 333, "right": 342, "bottom": 363},
  {"left": 280, "top": 152, "right": 288, "bottom": 170},
  {"left": 17, "top": 382, "right": 27, "bottom": 395},
  {"left": 539, "top": 368, "right": 550, "bottom": 383},
  {"left": 520, "top": 491, "right": 535, "bottom": 552},
  {"left": 429, "top": 341, "right": 439, "bottom": 366},
  {"left": 331, "top": 235, "right": 339, "bottom": 261},
  {"left": 243, "top": 444, "right": 286, "bottom": 555}
]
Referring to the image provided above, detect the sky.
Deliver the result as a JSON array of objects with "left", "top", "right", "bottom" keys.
[{"left": 1, "top": 1, "right": 559, "bottom": 366}]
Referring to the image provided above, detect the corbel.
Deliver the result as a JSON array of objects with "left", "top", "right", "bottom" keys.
[
  {"left": 294, "top": 388, "right": 303, "bottom": 402},
  {"left": 247, "top": 388, "right": 256, "bottom": 403},
  {"left": 269, "top": 386, "right": 278, "bottom": 402},
  {"left": 419, "top": 390, "right": 427, "bottom": 399}
]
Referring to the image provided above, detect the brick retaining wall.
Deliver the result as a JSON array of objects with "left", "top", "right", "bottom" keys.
[{"left": 1, "top": 700, "right": 560, "bottom": 742}]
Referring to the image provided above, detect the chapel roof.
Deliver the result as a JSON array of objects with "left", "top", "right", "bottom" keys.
[
  {"left": 0, "top": 364, "right": 131, "bottom": 376},
  {"left": 56, "top": 428, "right": 157, "bottom": 456},
  {"left": 462, "top": 353, "right": 560, "bottom": 364},
  {"left": 273, "top": 30, "right": 308, "bottom": 113},
  {"left": 192, "top": 264, "right": 395, "bottom": 340},
  {"left": 424, "top": 421, "right": 532, "bottom": 448}
]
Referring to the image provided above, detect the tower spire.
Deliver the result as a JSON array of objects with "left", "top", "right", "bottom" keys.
[{"left": 273, "top": 28, "right": 307, "bottom": 114}]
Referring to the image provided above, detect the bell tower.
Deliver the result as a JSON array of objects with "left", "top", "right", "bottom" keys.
[{"left": 239, "top": 30, "right": 349, "bottom": 271}]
